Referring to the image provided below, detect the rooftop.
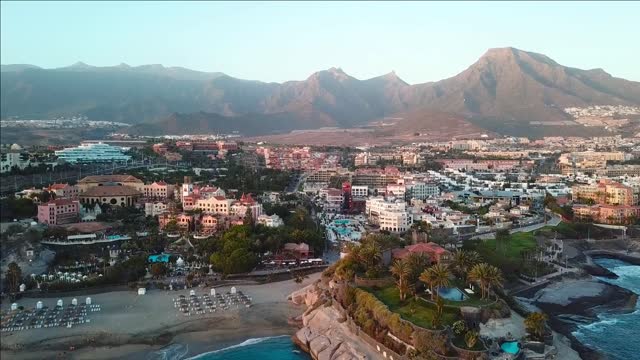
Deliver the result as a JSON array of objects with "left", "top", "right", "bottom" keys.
[{"left": 80, "top": 185, "right": 142, "bottom": 197}]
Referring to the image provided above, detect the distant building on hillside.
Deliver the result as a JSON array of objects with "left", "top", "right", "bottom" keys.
[{"left": 55, "top": 143, "right": 131, "bottom": 163}]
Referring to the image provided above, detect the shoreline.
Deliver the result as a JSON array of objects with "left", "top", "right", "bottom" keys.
[
  {"left": 516, "top": 255, "right": 639, "bottom": 360},
  {"left": 1, "top": 275, "right": 319, "bottom": 360}
]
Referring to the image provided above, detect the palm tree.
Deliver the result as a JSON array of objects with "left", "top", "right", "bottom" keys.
[
  {"left": 420, "top": 263, "right": 451, "bottom": 300},
  {"left": 390, "top": 259, "right": 412, "bottom": 301},
  {"left": 468, "top": 263, "right": 490, "bottom": 299},
  {"left": 432, "top": 295, "right": 445, "bottom": 328},
  {"left": 451, "top": 250, "right": 468, "bottom": 278},
  {"left": 524, "top": 312, "right": 548, "bottom": 341},
  {"left": 358, "top": 243, "right": 382, "bottom": 277},
  {"left": 406, "top": 252, "right": 429, "bottom": 288},
  {"left": 419, "top": 268, "right": 437, "bottom": 300},
  {"left": 429, "top": 263, "right": 451, "bottom": 299},
  {"left": 485, "top": 264, "right": 504, "bottom": 299}
]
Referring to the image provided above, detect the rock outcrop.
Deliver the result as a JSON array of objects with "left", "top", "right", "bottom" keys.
[{"left": 290, "top": 283, "right": 371, "bottom": 360}]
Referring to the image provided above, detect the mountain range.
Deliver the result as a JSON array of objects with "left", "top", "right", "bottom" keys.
[{"left": 2, "top": 47, "right": 639, "bottom": 137}]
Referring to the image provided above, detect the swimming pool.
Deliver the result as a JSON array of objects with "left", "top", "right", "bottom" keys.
[
  {"left": 333, "top": 219, "right": 351, "bottom": 225},
  {"left": 500, "top": 341, "right": 520, "bottom": 355},
  {"left": 437, "top": 287, "right": 467, "bottom": 301},
  {"left": 148, "top": 253, "right": 171, "bottom": 263}
]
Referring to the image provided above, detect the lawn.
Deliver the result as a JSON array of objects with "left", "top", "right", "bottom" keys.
[
  {"left": 367, "top": 286, "right": 460, "bottom": 330},
  {"left": 479, "top": 232, "right": 537, "bottom": 260}
]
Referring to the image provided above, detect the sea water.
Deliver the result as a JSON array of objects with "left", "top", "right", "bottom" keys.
[
  {"left": 573, "top": 258, "right": 640, "bottom": 360},
  {"left": 187, "top": 335, "right": 310, "bottom": 360}
]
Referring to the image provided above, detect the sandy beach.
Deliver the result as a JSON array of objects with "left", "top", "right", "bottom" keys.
[{"left": 1, "top": 274, "right": 320, "bottom": 359}]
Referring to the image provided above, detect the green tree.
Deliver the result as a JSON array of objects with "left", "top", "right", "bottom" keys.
[
  {"left": 468, "top": 263, "right": 503, "bottom": 300},
  {"left": 243, "top": 207, "right": 254, "bottom": 227},
  {"left": 464, "top": 330, "right": 479, "bottom": 349},
  {"left": 163, "top": 220, "right": 179, "bottom": 233},
  {"left": 150, "top": 263, "right": 168, "bottom": 279},
  {"left": 524, "top": 312, "right": 548, "bottom": 341},
  {"left": 421, "top": 263, "right": 451, "bottom": 300},
  {"left": 390, "top": 259, "right": 412, "bottom": 301},
  {"left": 6, "top": 262, "right": 22, "bottom": 293}
]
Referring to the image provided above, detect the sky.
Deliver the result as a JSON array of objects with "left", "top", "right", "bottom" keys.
[{"left": 1, "top": 1, "right": 639, "bottom": 84}]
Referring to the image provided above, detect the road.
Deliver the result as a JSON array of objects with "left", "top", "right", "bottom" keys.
[
  {"left": 471, "top": 213, "right": 562, "bottom": 240},
  {"left": 286, "top": 172, "right": 307, "bottom": 193}
]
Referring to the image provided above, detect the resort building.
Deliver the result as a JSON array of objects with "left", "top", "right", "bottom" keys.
[
  {"left": 77, "top": 175, "right": 144, "bottom": 193},
  {"left": 572, "top": 179, "right": 635, "bottom": 206},
  {"left": 54, "top": 142, "right": 131, "bottom": 163},
  {"left": 48, "top": 183, "right": 80, "bottom": 199},
  {"left": 0, "top": 146, "right": 30, "bottom": 173},
  {"left": 257, "top": 214, "right": 285, "bottom": 227},
  {"left": 366, "top": 197, "right": 413, "bottom": 233},
  {"left": 573, "top": 204, "right": 640, "bottom": 224},
  {"left": 406, "top": 181, "right": 440, "bottom": 200},
  {"left": 351, "top": 185, "right": 369, "bottom": 198},
  {"left": 192, "top": 196, "right": 234, "bottom": 214},
  {"left": 142, "top": 181, "right": 175, "bottom": 199},
  {"left": 283, "top": 242, "right": 312, "bottom": 259},
  {"left": 144, "top": 201, "right": 169, "bottom": 217},
  {"left": 352, "top": 168, "right": 400, "bottom": 189},
  {"left": 392, "top": 243, "right": 451, "bottom": 264},
  {"left": 200, "top": 214, "right": 219, "bottom": 232},
  {"left": 320, "top": 188, "right": 344, "bottom": 211},
  {"left": 37, "top": 199, "right": 80, "bottom": 225},
  {"left": 79, "top": 185, "right": 142, "bottom": 207}
]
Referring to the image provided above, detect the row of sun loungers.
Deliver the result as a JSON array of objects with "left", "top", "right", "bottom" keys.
[
  {"left": 172, "top": 291, "right": 252, "bottom": 316},
  {"left": 1, "top": 303, "right": 100, "bottom": 332}
]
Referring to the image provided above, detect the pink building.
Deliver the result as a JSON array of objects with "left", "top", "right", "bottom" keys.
[
  {"left": 142, "top": 181, "right": 174, "bottom": 199},
  {"left": 37, "top": 199, "right": 80, "bottom": 225},
  {"left": 48, "top": 183, "right": 80, "bottom": 199}
]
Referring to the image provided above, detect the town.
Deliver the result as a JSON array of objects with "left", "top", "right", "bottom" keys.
[{"left": 1, "top": 132, "right": 639, "bottom": 360}]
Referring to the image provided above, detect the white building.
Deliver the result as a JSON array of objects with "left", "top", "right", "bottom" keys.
[
  {"left": 55, "top": 143, "right": 131, "bottom": 163},
  {"left": 386, "top": 183, "right": 406, "bottom": 198},
  {"left": 257, "top": 214, "right": 284, "bottom": 227},
  {"left": 351, "top": 185, "right": 369, "bottom": 198},
  {"left": 365, "top": 197, "right": 413, "bottom": 233},
  {"left": 320, "top": 188, "right": 343, "bottom": 210},
  {"left": 145, "top": 202, "right": 168, "bottom": 217},
  {"left": 1, "top": 147, "right": 30, "bottom": 173},
  {"left": 406, "top": 182, "right": 440, "bottom": 200}
]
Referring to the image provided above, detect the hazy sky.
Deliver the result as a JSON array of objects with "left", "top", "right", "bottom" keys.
[{"left": 2, "top": 1, "right": 638, "bottom": 84}]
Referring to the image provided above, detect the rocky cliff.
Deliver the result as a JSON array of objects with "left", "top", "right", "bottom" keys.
[{"left": 289, "top": 282, "right": 374, "bottom": 360}]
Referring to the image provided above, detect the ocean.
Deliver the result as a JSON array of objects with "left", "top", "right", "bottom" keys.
[
  {"left": 183, "top": 335, "right": 310, "bottom": 360},
  {"left": 573, "top": 258, "right": 640, "bottom": 360}
]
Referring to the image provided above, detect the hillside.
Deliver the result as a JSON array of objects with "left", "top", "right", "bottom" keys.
[{"left": 2, "top": 49, "right": 639, "bottom": 136}]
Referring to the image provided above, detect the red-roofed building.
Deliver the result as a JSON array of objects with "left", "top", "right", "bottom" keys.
[
  {"left": 392, "top": 242, "right": 451, "bottom": 264},
  {"left": 283, "top": 242, "right": 312, "bottom": 259},
  {"left": 48, "top": 183, "right": 80, "bottom": 199},
  {"left": 37, "top": 199, "right": 80, "bottom": 225}
]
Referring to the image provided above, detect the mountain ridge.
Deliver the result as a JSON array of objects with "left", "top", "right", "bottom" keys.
[{"left": 2, "top": 47, "right": 639, "bottom": 137}]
